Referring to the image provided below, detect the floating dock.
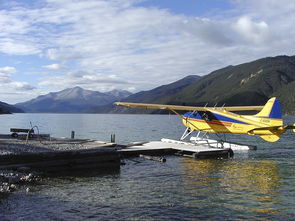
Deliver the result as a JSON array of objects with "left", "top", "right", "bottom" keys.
[{"left": 119, "top": 138, "right": 234, "bottom": 159}]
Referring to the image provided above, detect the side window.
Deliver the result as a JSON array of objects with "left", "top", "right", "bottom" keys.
[
  {"left": 201, "top": 111, "right": 215, "bottom": 121},
  {"left": 192, "top": 111, "right": 198, "bottom": 117}
]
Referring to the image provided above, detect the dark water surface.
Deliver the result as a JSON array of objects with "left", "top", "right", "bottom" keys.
[{"left": 0, "top": 114, "right": 295, "bottom": 220}]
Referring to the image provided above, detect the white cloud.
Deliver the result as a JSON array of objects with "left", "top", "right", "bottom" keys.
[
  {"left": 46, "top": 48, "right": 85, "bottom": 60},
  {"left": 0, "top": 65, "right": 35, "bottom": 102},
  {"left": 0, "top": 10, "right": 30, "bottom": 36},
  {"left": 0, "top": 66, "right": 17, "bottom": 74},
  {"left": 0, "top": 78, "right": 35, "bottom": 91},
  {"left": 233, "top": 16, "right": 270, "bottom": 44},
  {"left": 0, "top": 66, "right": 16, "bottom": 84},
  {"left": 38, "top": 70, "right": 130, "bottom": 92},
  {"left": 0, "top": 72, "right": 11, "bottom": 83},
  {"left": 0, "top": 78, "right": 36, "bottom": 103},
  {"left": 8, "top": 82, "right": 35, "bottom": 91},
  {"left": 1, "top": 0, "right": 295, "bottom": 103},
  {"left": 42, "top": 63, "right": 67, "bottom": 70},
  {"left": 0, "top": 38, "right": 40, "bottom": 55}
]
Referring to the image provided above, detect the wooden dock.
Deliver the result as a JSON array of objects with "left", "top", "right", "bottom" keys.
[
  {"left": 0, "top": 133, "right": 234, "bottom": 176},
  {"left": 0, "top": 136, "right": 120, "bottom": 175}
]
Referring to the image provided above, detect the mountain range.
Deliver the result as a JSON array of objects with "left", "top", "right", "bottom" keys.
[
  {"left": 2, "top": 55, "right": 295, "bottom": 114},
  {"left": 0, "top": 101, "right": 24, "bottom": 114},
  {"left": 160, "top": 55, "right": 295, "bottom": 114},
  {"left": 15, "top": 87, "right": 132, "bottom": 113}
]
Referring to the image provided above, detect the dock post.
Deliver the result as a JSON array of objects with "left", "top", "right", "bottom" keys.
[
  {"left": 111, "top": 134, "right": 116, "bottom": 143},
  {"left": 71, "top": 131, "right": 75, "bottom": 139}
]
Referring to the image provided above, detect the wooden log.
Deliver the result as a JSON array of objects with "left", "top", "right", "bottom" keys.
[
  {"left": 139, "top": 154, "right": 166, "bottom": 163},
  {"left": 119, "top": 148, "right": 175, "bottom": 157}
]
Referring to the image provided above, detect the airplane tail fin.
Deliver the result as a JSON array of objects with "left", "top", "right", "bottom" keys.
[
  {"left": 255, "top": 97, "right": 282, "bottom": 120},
  {"left": 256, "top": 99, "right": 295, "bottom": 142},
  {"left": 255, "top": 97, "right": 283, "bottom": 142}
]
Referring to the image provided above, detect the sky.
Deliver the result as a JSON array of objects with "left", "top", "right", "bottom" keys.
[{"left": 0, "top": 0, "right": 295, "bottom": 104}]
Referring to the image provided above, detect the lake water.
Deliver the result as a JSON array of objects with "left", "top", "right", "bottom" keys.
[{"left": 0, "top": 113, "right": 295, "bottom": 220}]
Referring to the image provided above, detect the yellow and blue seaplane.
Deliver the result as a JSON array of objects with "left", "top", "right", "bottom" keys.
[{"left": 115, "top": 97, "right": 295, "bottom": 147}]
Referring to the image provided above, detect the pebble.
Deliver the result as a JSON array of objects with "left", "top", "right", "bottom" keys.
[
  {"left": 0, "top": 170, "right": 40, "bottom": 193},
  {"left": 8, "top": 176, "right": 20, "bottom": 184}
]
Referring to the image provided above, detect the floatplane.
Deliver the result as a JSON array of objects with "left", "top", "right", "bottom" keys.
[{"left": 115, "top": 97, "right": 295, "bottom": 150}]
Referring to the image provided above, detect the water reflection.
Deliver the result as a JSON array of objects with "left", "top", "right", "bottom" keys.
[{"left": 180, "top": 158, "right": 282, "bottom": 216}]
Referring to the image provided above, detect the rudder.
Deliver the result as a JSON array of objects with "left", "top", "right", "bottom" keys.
[{"left": 255, "top": 97, "right": 282, "bottom": 119}]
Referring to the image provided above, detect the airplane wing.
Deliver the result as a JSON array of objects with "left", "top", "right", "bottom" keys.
[
  {"left": 115, "top": 101, "right": 267, "bottom": 127},
  {"left": 114, "top": 102, "right": 264, "bottom": 112}
]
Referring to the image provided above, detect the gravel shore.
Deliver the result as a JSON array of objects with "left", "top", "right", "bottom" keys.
[
  {"left": 0, "top": 136, "right": 113, "bottom": 194},
  {"left": 0, "top": 136, "right": 111, "bottom": 155}
]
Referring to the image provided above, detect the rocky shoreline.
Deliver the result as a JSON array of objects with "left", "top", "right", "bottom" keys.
[
  {"left": 0, "top": 136, "right": 117, "bottom": 195},
  {"left": 0, "top": 170, "right": 41, "bottom": 195}
]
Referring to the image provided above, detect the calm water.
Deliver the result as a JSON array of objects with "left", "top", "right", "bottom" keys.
[{"left": 0, "top": 113, "right": 295, "bottom": 220}]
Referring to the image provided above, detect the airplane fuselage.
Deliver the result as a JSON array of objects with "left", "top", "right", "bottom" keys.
[{"left": 182, "top": 111, "right": 283, "bottom": 142}]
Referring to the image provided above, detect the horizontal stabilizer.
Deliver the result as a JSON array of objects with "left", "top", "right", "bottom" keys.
[
  {"left": 248, "top": 126, "right": 281, "bottom": 133},
  {"left": 259, "top": 135, "right": 281, "bottom": 142},
  {"left": 284, "top": 124, "right": 295, "bottom": 132}
]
